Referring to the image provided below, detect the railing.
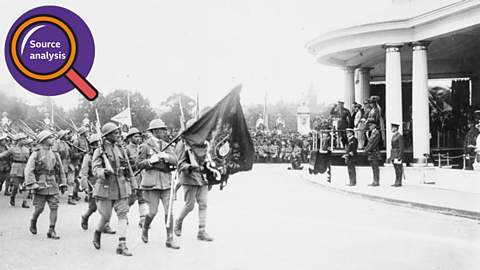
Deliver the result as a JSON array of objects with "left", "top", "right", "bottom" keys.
[{"left": 433, "top": 153, "right": 476, "bottom": 170}]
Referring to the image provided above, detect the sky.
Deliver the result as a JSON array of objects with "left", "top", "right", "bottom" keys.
[{"left": 0, "top": 0, "right": 393, "bottom": 110}]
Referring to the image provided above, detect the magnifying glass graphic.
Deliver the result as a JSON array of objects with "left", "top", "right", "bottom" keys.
[{"left": 9, "top": 14, "right": 98, "bottom": 101}]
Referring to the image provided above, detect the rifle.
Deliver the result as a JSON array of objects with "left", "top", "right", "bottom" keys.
[{"left": 95, "top": 109, "right": 114, "bottom": 188}]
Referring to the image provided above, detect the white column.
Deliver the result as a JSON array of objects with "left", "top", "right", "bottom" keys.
[
  {"left": 385, "top": 45, "right": 403, "bottom": 161},
  {"left": 343, "top": 67, "right": 356, "bottom": 111},
  {"left": 356, "top": 67, "right": 372, "bottom": 104},
  {"left": 412, "top": 42, "right": 430, "bottom": 164}
]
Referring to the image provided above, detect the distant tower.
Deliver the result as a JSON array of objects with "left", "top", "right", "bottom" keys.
[{"left": 308, "top": 80, "right": 317, "bottom": 113}]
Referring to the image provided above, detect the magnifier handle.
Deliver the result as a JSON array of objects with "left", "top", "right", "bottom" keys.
[{"left": 65, "top": 68, "right": 98, "bottom": 101}]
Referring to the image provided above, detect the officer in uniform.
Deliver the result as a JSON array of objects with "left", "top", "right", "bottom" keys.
[
  {"left": 80, "top": 134, "right": 116, "bottom": 234},
  {"left": 0, "top": 134, "right": 11, "bottom": 195},
  {"left": 330, "top": 100, "right": 352, "bottom": 147},
  {"left": 136, "top": 119, "right": 179, "bottom": 249},
  {"left": 53, "top": 130, "right": 76, "bottom": 205},
  {"left": 125, "top": 127, "right": 149, "bottom": 228},
  {"left": 463, "top": 120, "right": 479, "bottom": 170},
  {"left": 0, "top": 133, "right": 30, "bottom": 207},
  {"left": 343, "top": 128, "right": 358, "bottom": 186},
  {"left": 390, "top": 123, "right": 405, "bottom": 187},
  {"left": 174, "top": 119, "right": 214, "bottom": 242},
  {"left": 91, "top": 123, "right": 137, "bottom": 256},
  {"left": 24, "top": 130, "right": 67, "bottom": 239},
  {"left": 72, "top": 127, "right": 90, "bottom": 201},
  {"left": 364, "top": 120, "right": 382, "bottom": 187}
]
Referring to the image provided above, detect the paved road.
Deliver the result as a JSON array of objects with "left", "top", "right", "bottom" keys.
[{"left": 1, "top": 164, "right": 479, "bottom": 270}]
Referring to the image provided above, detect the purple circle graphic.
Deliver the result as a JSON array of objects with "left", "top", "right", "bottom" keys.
[{"left": 5, "top": 6, "right": 95, "bottom": 96}]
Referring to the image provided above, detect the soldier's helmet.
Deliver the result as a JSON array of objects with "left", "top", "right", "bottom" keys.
[
  {"left": 148, "top": 119, "right": 167, "bottom": 130},
  {"left": 37, "top": 130, "right": 53, "bottom": 143},
  {"left": 126, "top": 127, "right": 140, "bottom": 138},
  {"left": 88, "top": 133, "right": 101, "bottom": 144},
  {"left": 15, "top": 133, "right": 27, "bottom": 141},
  {"left": 101, "top": 122, "right": 120, "bottom": 136},
  {"left": 77, "top": 127, "right": 88, "bottom": 135},
  {"left": 57, "top": 130, "right": 71, "bottom": 140}
]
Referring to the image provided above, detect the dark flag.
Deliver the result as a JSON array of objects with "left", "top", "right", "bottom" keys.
[{"left": 181, "top": 84, "right": 254, "bottom": 189}]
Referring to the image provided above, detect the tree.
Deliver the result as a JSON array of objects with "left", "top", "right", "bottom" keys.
[
  {"left": 160, "top": 93, "right": 196, "bottom": 130},
  {"left": 68, "top": 89, "right": 156, "bottom": 131}
]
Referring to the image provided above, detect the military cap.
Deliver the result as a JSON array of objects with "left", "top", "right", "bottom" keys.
[
  {"left": 15, "top": 133, "right": 27, "bottom": 140},
  {"left": 77, "top": 127, "right": 89, "bottom": 135},
  {"left": 57, "top": 130, "right": 71, "bottom": 140},
  {"left": 346, "top": 128, "right": 355, "bottom": 133},
  {"left": 337, "top": 100, "right": 345, "bottom": 104},
  {"left": 148, "top": 119, "right": 167, "bottom": 130},
  {"left": 126, "top": 127, "right": 141, "bottom": 138},
  {"left": 37, "top": 130, "right": 53, "bottom": 143},
  {"left": 391, "top": 122, "right": 400, "bottom": 128}
]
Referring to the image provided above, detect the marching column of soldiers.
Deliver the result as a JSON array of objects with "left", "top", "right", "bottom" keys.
[{"left": 0, "top": 114, "right": 215, "bottom": 257}]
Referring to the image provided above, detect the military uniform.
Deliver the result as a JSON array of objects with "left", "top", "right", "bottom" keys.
[
  {"left": 72, "top": 134, "right": 89, "bottom": 200},
  {"left": 126, "top": 140, "right": 148, "bottom": 227},
  {"left": 92, "top": 135, "right": 137, "bottom": 255},
  {"left": 364, "top": 124, "right": 382, "bottom": 186},
  {"left": 344, "top": 132, "right": 358, "bottom": 186},
  {"left": 25, "top": 139, "right": 66, "bottom": 239},
  {"left": 136, "top": 135, "right": 179, "bottom": 248},
  {"left": 0, "top": 141, "right": 11, "bottom": 195},
  {"left": 0, "top": 138, "right": 30, "bottom": 206},
  {"left": 330, "top": 103, "right": 352, "bottom": 147},
  {"left": 390, "top": 130, "right": 405, "bottom": 187},
  {"left": 53, "top": 137, "right": 76, "bottom": 204},
  {"left": 174, "top": 140, "right": 213, "bottom": 241},
  {"left": 464, "top": 126, "right": 479, "bottom": 170}
]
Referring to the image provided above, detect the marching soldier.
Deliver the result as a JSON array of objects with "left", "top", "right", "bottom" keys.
[
  {"left": 53, "top": 130, "right": 76, "bottom": 205},
  {"left": 136, "top": 119, "right": 179, "bottom": 249},
  {"left": 343, "top": 128, "right": 358, "bottom": 186},
  {"left": 91, "top": 123, "right": 137, "bottom": 256},
  {"left": 0, "top": 133, "right": 31, "bottom": 207},
  {"left": 364, "top": 120, "right": 382, "bottom": 187},
  {"left": 125, "top": 127, "right": 149, "bottom": 228},
  {"left": 390, "top": 123, "right": 405, "bottom": 187},
  {"left": 24, "top": 130, "right": 67, "bottom": 239},
  {"left": 0, "top": 134, "right": 11, "bottom": 195},
  {"left": 80, "top": 134, "right": 116, "bottom": 234},
  {"left": 72, "top": 127, "right": 90, "bottom": 201},
  {"left": 174, "top": 119, "right": 214, "bottom": 242}
]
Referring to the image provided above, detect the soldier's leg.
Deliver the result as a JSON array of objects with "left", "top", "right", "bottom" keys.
[
  {"left": 20, "top": 178, "right": 29, "bottom": 208},
  {"left": 112, "top": 198, "right": 131, "bottom": 256},
  {"left": 4, "top": 176, "right": 11, "bottom": 196},
  {"left": 66, "top": 171, "right": 76, "bottom": 205},
  {"left": 0, "top": 171, "right": 6, "bottom": 192},
  {"left": 92, "top": 199, "right": 113, "bottom": 249},
  {"left": 197, "top": 185, "right": 213, "bottom": 241},
  {"left": 347, "top": 161, "right": 356, "bottom": 185},
  {"left": 137, "top": 190, "right": 148, "bottom": 228},
  {"left": 30, "top": 193, "right": 46, "bottom": 234},
  {"left": 160, "top": 188, "right": 179, "bottom": 249},
  {"left": 373, "top": 161, "right": 380, "bottom": 185},
  {"left": 175, "top": 185, "right": 197, "bottom": 236},
  {"left": 10, "top": 177, "right": 20, "bottom": 206},
  {"left": 141, "top": 190, "right": 160, "bottom": 243},
  {"left": 81, "top": 188, "right": 97, "bottom": 230},
  {"left": 46, "top": 195, "right": 60, "bottom": 239}
]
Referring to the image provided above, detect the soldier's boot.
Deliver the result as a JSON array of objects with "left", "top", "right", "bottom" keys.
[
  {"left": 165, "top": 215, "right": 180, "bottom": 249},
  {"left": 22, "top": 200, "right": 29, "bottom": 208},
  {"left": 10, "top": 186, "right": 17, "bottom": 206},
  {"left": 174, "top": 219, "right": 182, "bottom": 237},
  {"left": 81, "top": 215, "right": 89, "bottom": 230},
  {"left": 30, "top": 219, "right": 37, "bottom": 235},
  {"left": 102, "top": 223, "right": 116, "bottom": 234},
  {"left": 47, "top": 226, "right": 60, "bottom": 240},
  {"left": 116, "top": 242, "right": 132, "bottom": 256},
  {"left": 73, "top": 190, "right": 81, "bottom": 201},
  {"left": 141, "top": 215, "right": 153, "bottom": 243},
  {"left": 92, "top": 230, "right": 101, "bottom": 249},
  {"left": 197, "top": 230, "right": 214, "bottom": 242},
  {"left": 67, "top": 196, "right": 76, "bottom": 205}
]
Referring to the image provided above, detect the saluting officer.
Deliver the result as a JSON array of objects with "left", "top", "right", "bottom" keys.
[
  {"left": 91, "top": 123, "right": 137, "bottom": 256},
  {"left": 364, "top": 120, "right": 382, "bottom": 187},
  {"left": 125, "top": 127, "right": 149, "bottom": 228},
  {"left": 136, "top": 119, "right": 179, "bottom": 249},
  {"left": 80, "top": 134, "right": 116, "bottom": 234},
  {"left": 330, "top": 100, "right": 353, "bottom": 147},
  {"left": 174, "top": 119, "right": 214, "bottom": 242},
  {"left": 0, "top": 133, "right": 30, "bottom": 207},
  {"left": 343, "top": 128, "right": 358, "bottom": 186},
  {"left": 53, "top": 130, "right": 76, "bottom": 205},
  {"left": 390, "top": 123, "right": 405, "bottom": 187},
  {"left": 24, "top": 130, "right": 67, "bottom": 239}
]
